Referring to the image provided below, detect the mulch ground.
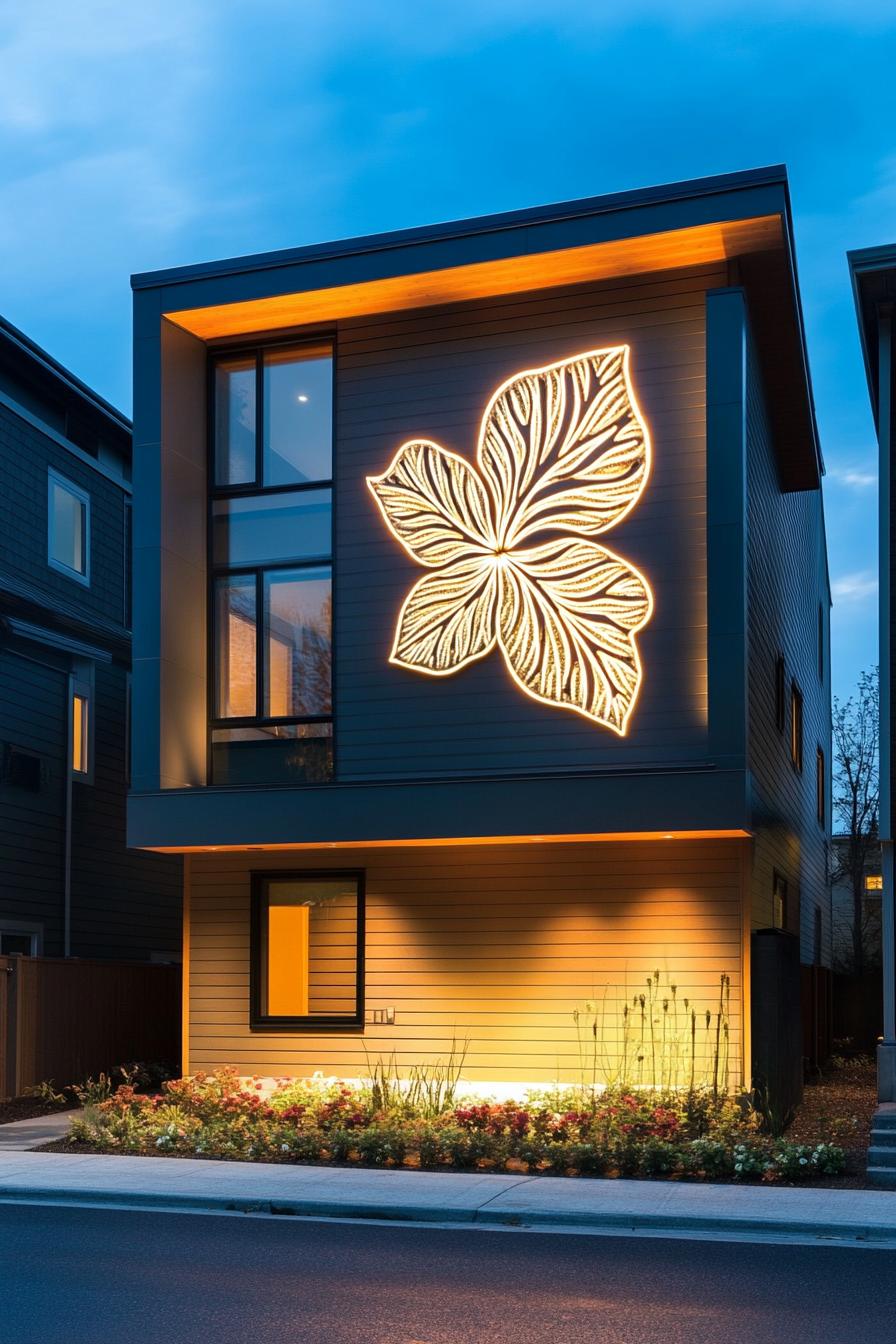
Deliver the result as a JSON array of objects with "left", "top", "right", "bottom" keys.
[
  {"left": 0, "top": 1097, "right": 74, "bottom": 1125},
  {"left": 785, "top": 1055, "right": 878, "bottom": 1188}
]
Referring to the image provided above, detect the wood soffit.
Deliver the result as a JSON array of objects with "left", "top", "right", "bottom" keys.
[{"left": 163, "top": 216, "right": 783, "bottom": 341}]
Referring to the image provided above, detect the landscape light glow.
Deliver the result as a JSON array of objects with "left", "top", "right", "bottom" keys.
[{"left": 367, "top": 346, "right": 654, "bottom": 735}]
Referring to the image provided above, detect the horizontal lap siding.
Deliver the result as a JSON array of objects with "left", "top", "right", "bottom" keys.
[
  {"left": 188, "top": 840, "right": 746, "bottom": 1087},
  {"left": 745, "top": 331, "right": 830, "bottom": 964},
  {"left": 335, "top": 266, "right": 720, "bottom": 780}
]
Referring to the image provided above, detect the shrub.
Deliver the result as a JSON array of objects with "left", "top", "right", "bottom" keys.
[{"left": 61, "top": 1067, "right": 846, "bottom": 1185}]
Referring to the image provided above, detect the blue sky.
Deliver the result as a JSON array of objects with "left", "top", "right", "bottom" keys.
[{"left": 1, "top": 0, "right": 891, "bottom": 701}]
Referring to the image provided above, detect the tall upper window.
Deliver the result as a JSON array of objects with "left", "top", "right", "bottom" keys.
[
  {"left": 790, "top": 681, "right": 803, "bottom": 772},
  {"left": 816, "top": 746, "right": 825, "bottom": 825},
  {"left": 48, "top": 469, "right": 89, "bottom": 584},
  {"left": 210, "top": 343, "right": 333, "bottom": 786},
  {"left": 72, "top": 689, "right": 89, "bottom": 778}
]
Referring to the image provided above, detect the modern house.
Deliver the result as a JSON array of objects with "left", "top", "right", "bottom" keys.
[
  {"left": 0, "top": 316, "right": 181, "bottom": 962},
  {"left": 129, "top": 166, "right": 830, "bottom": 1103}
]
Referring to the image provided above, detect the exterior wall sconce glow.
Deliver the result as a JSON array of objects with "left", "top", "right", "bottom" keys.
[{"left": 368, "top": 346, "right": 654, "bottom": 735}]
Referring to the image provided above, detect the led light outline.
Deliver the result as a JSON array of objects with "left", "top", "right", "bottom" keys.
[{"left": 366, "top": 344, "right": 654, "bottom": 736}]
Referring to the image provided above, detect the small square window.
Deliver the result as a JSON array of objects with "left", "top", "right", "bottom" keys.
[
  {"left": 772, "top": 871, "right": 788, "bottom": 931},
  {"left": 252, "top": 873, "right": 363, "bottom": 1026},
  {"left": 48, "top": 469, "right": 89, "bottom": 584},
  {"left": 866, "top": 874, "right": 884, "bottom": 892}
]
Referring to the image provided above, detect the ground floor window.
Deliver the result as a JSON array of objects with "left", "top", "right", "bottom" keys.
[{"left": 251, "top": 872, "right": 364, "bottom": 1026}]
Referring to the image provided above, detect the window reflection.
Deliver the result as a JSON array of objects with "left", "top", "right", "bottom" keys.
[
  {"left": 263, "top": 347, "right": 332, "bottom": 486},
  {"left": 264, "top": 568, "right": 332, "bottom": 718},
  {"left": 212, "top": 490, "right": 331, "bottom": 567},
  {"left": 215, "top": 576, "right": 256, "bottom": 718},
  {"left": 215, "top": 356, "right": 256, "bottom": 486}
]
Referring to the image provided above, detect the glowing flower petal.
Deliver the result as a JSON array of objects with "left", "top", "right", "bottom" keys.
[
  {"left": 367, "top": 439, "right": 495, "bottom": 567},
  {"left": 390, "top": 555, "right": 499, "bottom": 674},
  {"left": 496, "top": 539, "right": 653, "bottom": 734},
  {"left": 477, "top": 346, "right": 650, "bottom": 548}
]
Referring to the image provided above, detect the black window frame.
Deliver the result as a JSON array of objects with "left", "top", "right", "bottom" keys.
[
  {"left": 816, "top": 745, "right": 825, "bottom": 826},
  {"left": 207, "top": 338, "right": 336, "bottom": 784},
  {"left": 250, "top": 869, "right": 365, "bottom": 1029},
  {"left": 772, "top": 869, "right": 789, "bottom": 931},
  {"left": 790, "top": 680, "right": 803, "bottom": 772},
  {"left": 817, "top": 603, "right": 824, "bottom": 683}
]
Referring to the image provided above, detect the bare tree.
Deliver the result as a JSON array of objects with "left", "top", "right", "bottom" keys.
[{"left": 831, "top": 668, "right": 880, "bottom": 974}]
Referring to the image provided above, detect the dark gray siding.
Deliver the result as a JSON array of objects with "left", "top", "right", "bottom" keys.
[
  {"left": 745, "top": 327, "right": 831, "bottom": 965},
  {"left": 70, "top": 660, "right": 181, "bottom": 959},
  {"left": 0, "top": 402, "right": 127, "bottom": 629},
  {"left": 0, "top": 393, "right": 182, "bottom": 961},
  {"left": 0, "top": 647, "right": 67, "bottom": 952},
  {"left": 336, "top": 265, "right": 722, "bottom": 780}
]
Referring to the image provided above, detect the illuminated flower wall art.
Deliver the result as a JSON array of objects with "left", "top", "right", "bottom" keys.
[{"left": 367, "top": 346, "right": 653, "bottom": 735}]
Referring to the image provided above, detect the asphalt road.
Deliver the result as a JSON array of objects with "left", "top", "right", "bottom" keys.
[{"left": 1, "top": 1203, "right": 895, "bottom": 1343}]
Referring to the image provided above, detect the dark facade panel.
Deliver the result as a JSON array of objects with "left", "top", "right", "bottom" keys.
[{"left": 335, "top": 267, "right": 716, "bottom": 780}]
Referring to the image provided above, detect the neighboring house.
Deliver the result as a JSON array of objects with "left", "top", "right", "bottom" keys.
[
  {"left": 830, "top": 833, "right": 882, "bottom": 973},
  {"left": 0, "top": 316, "right": 181, "bottom": 962},
  {"left": 129, "top": 165, "right": 830, "bottom": 1102},
  {"left": 850, "top": 247, "right": 896, "bottom": 1121}
]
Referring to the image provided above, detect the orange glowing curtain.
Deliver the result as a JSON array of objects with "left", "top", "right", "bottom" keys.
[{"left": 266, "top": 902, "right": 309, "bottom": 1016}]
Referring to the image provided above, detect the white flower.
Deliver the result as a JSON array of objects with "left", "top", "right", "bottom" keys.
[
  {"left": 280, "top": 1143, "right": 290, "bottom": 1153},
  {"left": 799, "top": 1157, "right": 808, "bottom": 1165}
]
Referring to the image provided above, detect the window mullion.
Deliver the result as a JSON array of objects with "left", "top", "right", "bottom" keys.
[
  {"left": 255, "top": 349, "right": 264, "bottom": 487},
  {"left": 256, "top": 569, "right": 264, "bottom": 721}
]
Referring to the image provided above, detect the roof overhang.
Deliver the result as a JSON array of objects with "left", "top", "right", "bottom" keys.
[
  {"left": 133, "top": 165, "right": 821, "bottom": 490},
  {"left": 849, "top": 243, "right": 896, "bottom": 421}
]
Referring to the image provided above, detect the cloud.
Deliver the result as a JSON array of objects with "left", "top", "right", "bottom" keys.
[
  {"left": 830, "top": 463, "right": 877, "bottom": 490},
  {"left": 832, "top": 571, "right": 878, "bottom": 604}
]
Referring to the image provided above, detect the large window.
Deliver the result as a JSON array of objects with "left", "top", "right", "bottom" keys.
[
  {"left": 251, "top": 873, "right": 363, "bottom": 1026},
  {"left": 48, "top": 468, "right": 89, "bottom": 584},
  {"left": 210, "top": 343, "right": 333, "bottom": 785}
]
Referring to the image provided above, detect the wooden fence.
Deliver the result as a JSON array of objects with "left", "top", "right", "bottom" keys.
[
  {"left": 0, "top": 955, "right": 180, "bottom": 1098},
  {"left": 801, "top": 964, "right": 833, "bottom": 1074}
]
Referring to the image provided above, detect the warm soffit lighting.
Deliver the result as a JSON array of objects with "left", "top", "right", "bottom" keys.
[{"left": 368, "top": 345, "right": 654, "bottom": 736}]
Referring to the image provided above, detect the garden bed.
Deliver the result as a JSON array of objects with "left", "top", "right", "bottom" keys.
[
  {"left": 0, "top": 1095, "right": 73, "bottom": 1125},
  {"left": 52, "top": 1067, "right": 849, "bottom": 1185},
  {"left": 785, "top": 1053, "right": 877, "bottom": 1187}
]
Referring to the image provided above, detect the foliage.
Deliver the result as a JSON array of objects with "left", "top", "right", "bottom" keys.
[
  {"left": 572, "top": 970, "right": 731, "bottom": 1094},
  {"left": 21, "top": 1080, "right": 67, "bottom": 1106},
  {"left": 831, "top": 667, "right": 880, "bottom": 974},
  {"left": 66, "top": 1067, "right": 846, "bottom": 1184}
]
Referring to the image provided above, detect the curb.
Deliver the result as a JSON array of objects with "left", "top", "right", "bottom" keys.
[{"left": 0, "top": 1183, "right": 893, "bottom": 1246}]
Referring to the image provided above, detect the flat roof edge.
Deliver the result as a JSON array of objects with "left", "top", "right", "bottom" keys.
[
  {"left": 131, "top": 164, "right": 789, "bottom": 292},
  {"left": 0, "top": 314, "right": 131, "bottom": 432}
]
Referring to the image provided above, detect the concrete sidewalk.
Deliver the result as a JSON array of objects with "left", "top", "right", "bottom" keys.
[
  {"left": 0, "top": 1150, "right": 894, "bottom": 1246},
  {"left": 0, "top": 1112, "right": 80, "bottom": 1152}
]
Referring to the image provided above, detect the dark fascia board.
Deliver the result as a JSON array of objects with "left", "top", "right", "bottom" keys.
[
  {"left": 131, "top": 163, "right": 820, "bottom": 487},
  {"left": 848, "top": 243, "right": 896, "bottom": 419},
  {"left": 133, "top": 164, "right": 789, "bottom": 292},
  {"left": 0, "top": 313, "right": 131, "bottom": 435},
  {"left": 127, "top": 766, "right": 749, "bottom": 850}
]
